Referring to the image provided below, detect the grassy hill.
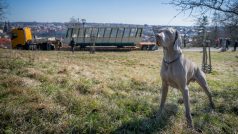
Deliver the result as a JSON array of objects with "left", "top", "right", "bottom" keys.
[{"left": 0, "top": 49, "right": 237, "bottom": 133}]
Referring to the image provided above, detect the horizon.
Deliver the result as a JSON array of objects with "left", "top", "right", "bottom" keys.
[
  {"left": 6, "top": 0, "right": 196, "bottom": 26},
  {"left": 3, "top": 21, "right": 195, "bottom": 27}
]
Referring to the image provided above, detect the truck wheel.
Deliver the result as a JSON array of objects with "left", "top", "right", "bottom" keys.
[
  {"left": 51, "top": 45, "right": 55, "bottom": 50},
  {"left": 149, "top": 45, "right": 155, "bottom": 50},
  {"left": 24, "top": 43, "right": 30, "bottom": 50},
  {"left": 30, "top": 44, "right": 37, "bottom": 50},
  {"left": 16, "top": 44, "right": 23, "bottom": 50},
  {"left": 141, "top": 46, "right": 148, "bottom": 51}
]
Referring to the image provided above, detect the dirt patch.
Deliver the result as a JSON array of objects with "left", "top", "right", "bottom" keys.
[{"left": 22, "top": 77, "right": 41, "bottom": 88}]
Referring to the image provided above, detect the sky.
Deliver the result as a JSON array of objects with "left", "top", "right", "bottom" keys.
[{"left": 6, "top": 0, "right": 195, "bottom": 26}]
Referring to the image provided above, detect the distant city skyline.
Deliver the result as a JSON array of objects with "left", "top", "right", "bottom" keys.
[{"left": 6, "top": 0, "right": 195, "bottom": 26}]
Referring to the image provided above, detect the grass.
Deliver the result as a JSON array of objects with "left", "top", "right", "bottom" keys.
[{"left": 0, "top": 49, "right": 237, "bottom": 133}]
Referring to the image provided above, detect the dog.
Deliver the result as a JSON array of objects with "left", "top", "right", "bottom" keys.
[{"left": 155, "top": 28, "right": 215, "bottom": 127}]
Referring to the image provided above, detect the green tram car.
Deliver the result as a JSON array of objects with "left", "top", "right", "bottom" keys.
[{"left": 65, "top": 25, "right": 143, "bottom": 49}]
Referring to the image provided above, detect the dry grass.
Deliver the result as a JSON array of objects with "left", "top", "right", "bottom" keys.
[{"left": 0, "top": 49, "right": 238, "bottom": 133}]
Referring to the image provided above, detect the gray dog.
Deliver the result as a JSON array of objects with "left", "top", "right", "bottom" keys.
[{"left": 155, "top": 28, "right": 215, "bottom": 127}]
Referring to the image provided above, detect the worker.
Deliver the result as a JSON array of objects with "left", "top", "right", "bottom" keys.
[
  {"left": 234, "top": 40, "right": 238, "bottom": 51},
  {"left": 69, "top": 38, "right": 75, "bottom": 53},
  {"left": 56, "top": 39, "right": 62, "bottom": 50}
]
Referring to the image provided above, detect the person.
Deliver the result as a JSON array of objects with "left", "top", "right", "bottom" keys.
[
  {"left": 226, "top": 38, "right": 230, "bottom": 50},
  {"left": 219, "top": 38, "right": 223, "bottom": 48},
  {"left": 215, "top": 38, "right": 219, "bottom": 48},
  {"left": 57, "top": 39, "right": 62, "bottom": 51},
  {"left": 48, "top": 41, "right": 55, "bottom": 50},
  {"left": 219, "top": 38, "right": 226, "bottom": 52},
  {"left": 69, "top": 38, "right": 75, "bottom": 53},
  {"left": 59, "top": 41, "right": 62, "bottom": 50},
  {"left": 234, "top": 40, "right": 238, "bottom": 51}
]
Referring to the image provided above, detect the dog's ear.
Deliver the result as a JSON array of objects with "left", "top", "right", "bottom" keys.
[
  {"left": 155, "top": 33, "right": 160, "bottom": 46},
  {"left": 155, "top": 34, "right": 160, "bottom": 46},
  {"left": 173, "top": 30, "right": 182, "bottom": 53}
]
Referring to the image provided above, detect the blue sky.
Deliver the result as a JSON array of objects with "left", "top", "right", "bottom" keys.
[{"left": 6, "top": 0, "right": 195, "bottom": 26}]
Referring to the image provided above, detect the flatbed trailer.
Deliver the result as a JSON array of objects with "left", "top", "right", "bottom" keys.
[{"left": 65, "top": 25, "right": 143, "bottom": 50}]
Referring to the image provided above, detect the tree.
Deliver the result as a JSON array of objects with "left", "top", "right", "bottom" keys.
[
  {"left": 169, "top": 0, "right": 238, "bottom": 43},
  {"left": 0, "top": 0, "right": 7, "bottom": 20},
  {"left": 69, "top": 17, "right": 78, "bottom": 24},
  {"left": 168, "top": 0, "right": 238, "bottom": 26},
  {"left": 168, "top": 0, "right": 238, "bottom": 17},
  {"left": 209, "top": 12, "right": 221, "bottom": 46},
  {"left": 197, "top": 16, "right": 209, "bottom": 29},
  {"left": 194, "top": 16, "right": 209, "bottom": 47}
]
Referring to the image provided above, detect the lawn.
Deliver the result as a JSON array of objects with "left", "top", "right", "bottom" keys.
[{"left": 0, "top": 49, "right": 237, "bottom": 133}]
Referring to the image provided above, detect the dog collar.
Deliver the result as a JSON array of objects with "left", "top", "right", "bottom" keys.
[{"left": 163, "top": 53, "right": 182, "bottom": 64}]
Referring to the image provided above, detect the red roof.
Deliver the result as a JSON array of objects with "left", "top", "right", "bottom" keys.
[{"left": 0, "top": 38, "right": 11, "bottom": 44}]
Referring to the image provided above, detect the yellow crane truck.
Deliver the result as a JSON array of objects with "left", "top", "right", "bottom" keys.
[{"left": 11, "top": 27, "right": 55, "bottom": 50}]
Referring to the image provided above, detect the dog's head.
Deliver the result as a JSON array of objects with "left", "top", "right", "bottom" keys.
[{"left": 155, "top": 28, "right": 182, "bottom": 53}]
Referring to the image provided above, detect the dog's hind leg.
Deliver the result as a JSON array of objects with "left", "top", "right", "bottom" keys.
[
  {"left": 195, "top": 69, "right": 215, "bottom": 109},
  {"left": 159, "top": 81, "right": 168, "bottom": 115}
]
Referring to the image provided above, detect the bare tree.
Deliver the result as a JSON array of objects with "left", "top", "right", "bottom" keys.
[
  {"left": 194, "top": 16, "right": 209, "bottom": 47},
  {"left": 169, "top": 0, "right": 238, "bottom": 16},
  {"left": 69, "top": 16, "right": 78, "bottom": 24},
  {"left": 168, "top": 0, "right": 238, "bottom": 26},
  {"left": 169, "top": 0, "right": 238, "bottom": 42}
]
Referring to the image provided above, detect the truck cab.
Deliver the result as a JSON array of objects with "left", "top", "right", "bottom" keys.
[{"left": 11, "top": 27, "right": 33, "bottom": 49}]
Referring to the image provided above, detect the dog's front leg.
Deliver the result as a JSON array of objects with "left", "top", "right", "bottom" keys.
[
  {"left": 182, "top": 86, "right": 193, "bottom": 128},
  {"left": 159, "top": 81, "right": 168, "bottom": 115}
]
